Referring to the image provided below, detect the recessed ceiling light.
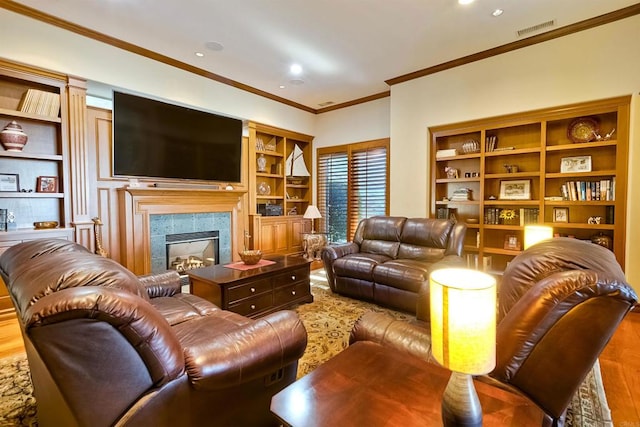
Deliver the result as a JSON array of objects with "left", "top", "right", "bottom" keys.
[
  {"left": 458, "top": 0, "right": 474, "bottom": 4},
  {"left": 290, "top": 64, "right": 303, "bottom": 75},
  {"left": 279, "top": 85, "right": 286, "bottom": 89},
  {"left": 195, "top": 52, "right": 204, "bottom": 57},
  {"left": 492, "top": 8, "right": 504, "bottom": 17},
  {"left": 205, "top": 41, "right": 224, "bottom": 51}
]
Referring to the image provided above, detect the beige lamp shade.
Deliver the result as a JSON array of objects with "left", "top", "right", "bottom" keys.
[
  {"left": 430, "top": 268, "right": 497, "bottom": 375},
  {"left": 524, "top": 225, "right": 553, "bottom": 249},
  {"left": 303, "top": 205, "right": 322, "bottom": 219}
]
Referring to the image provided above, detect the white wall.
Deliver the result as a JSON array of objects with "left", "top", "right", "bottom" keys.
[{"left": 0, "top": 9, "right": 316, "bottom": 134}]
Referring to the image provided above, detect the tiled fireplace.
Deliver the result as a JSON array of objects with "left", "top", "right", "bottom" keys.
[
  {"left": 118, "top": 187, "right": 247, "bottom": 275},
  {"left": 150, "top": 214, "right": 231, "bottom": 273}
]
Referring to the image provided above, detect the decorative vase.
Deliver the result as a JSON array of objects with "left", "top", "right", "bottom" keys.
[
  {"left": 257, "top": 153, "right": 267, "bottom": 172},
  {"left": 0, "top": 121, "right": 28, "bottom": 151}
]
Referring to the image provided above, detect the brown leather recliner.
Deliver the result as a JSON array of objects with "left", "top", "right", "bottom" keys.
[
  {"left": 0, "top": 239, "right": 307, "bottom": 427},
  {"left": 349, "top": 237, "right": 637, "bottom": 427},
  {"left": 321, "top": 216, "right": 466, "bottom": 313}
]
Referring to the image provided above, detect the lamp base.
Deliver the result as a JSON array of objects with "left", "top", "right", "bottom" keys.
[{"left": 441, "top": 371, "right": 483, "bottom": 427}]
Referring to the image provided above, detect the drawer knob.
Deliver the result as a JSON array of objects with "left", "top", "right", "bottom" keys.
[
  {"left": 291, "top": 290, "right": 296, "bottom": 296},
  {"left": 250, "top": 287, "right": 256, "bottom": 293},
  {"left": 250, "top": 304, "right": 256, "bottom": 310},
  {"left": 291, "top": 275, "right": 296, "bottom": 281}
]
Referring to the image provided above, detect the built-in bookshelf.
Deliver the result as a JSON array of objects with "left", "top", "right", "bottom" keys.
[{"left": 430, "top": 96, "right": 630, "bottom": 274}]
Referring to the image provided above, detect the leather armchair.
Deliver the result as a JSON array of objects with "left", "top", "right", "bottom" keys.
[
  {"left": 322, "top": 216, "right": 466, "bottom": 313},
  {"left": 0, "top": 239, "right": 307, "bottom": 427},
  {"left": 350, "top": 237, "right": 637, "bottom": 427}
]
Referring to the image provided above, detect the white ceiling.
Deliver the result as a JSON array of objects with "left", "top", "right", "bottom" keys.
[{"left": 10, "top": 0, "right": 640, "bottom": 110}]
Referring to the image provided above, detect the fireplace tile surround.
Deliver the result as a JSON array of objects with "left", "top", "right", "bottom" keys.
[{"left": 150, "top": 213, "right": 231, "bottom": 273}]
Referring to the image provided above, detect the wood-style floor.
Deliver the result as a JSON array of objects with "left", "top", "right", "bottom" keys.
[{"left": 1, "top": 312, "right": 639, "bottom": 424}]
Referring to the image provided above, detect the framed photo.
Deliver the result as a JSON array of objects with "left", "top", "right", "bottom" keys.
[
  {"left": 504, "top": 234, "right": 521, "bottom": 251},
  {"left": 0, "top": 173, "right": 19, "bottom": 192},
  {"left": 560, "top": 156, "right": 592, "bottom": 173},
  {"left": 499, "top": 179, "right": 531, "bottom": 200},
  {"left": 553, "top": 207, "right": 569, "bottom": 223},
  {"left": 36, "top": 176, "right": 58, "bottom": 193}
]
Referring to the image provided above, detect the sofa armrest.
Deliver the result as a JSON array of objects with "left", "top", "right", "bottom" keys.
[
  {"left": 180, "top": 310, "right": 308, "bottom": 390},
  {"left": 138, "top": 270, "right": 182, "bottom": 298},
  {"left": 321, "top": 242, "right": 360, "bottom": 291},
  {"left": 349, "top": 311, "right": 433, "bottom": 362}
]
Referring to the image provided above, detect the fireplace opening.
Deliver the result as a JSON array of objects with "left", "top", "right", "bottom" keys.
[{"left": 166, "top": 231, "right": 219, "bottom": 273}]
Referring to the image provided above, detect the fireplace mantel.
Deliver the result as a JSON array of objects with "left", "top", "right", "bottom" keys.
[{"left": 118, "top": 187, "right": 247, "bottom": 275}]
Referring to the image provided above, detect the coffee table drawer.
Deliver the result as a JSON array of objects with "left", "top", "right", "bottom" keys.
[
  {"left": 227, "top": 278, "right": 272, "bottom": 302},
  {"left": 229, "top": 292, "right": 273, "bottom": 317},
  {"left": 272, "top": 266, "right": 309, "bottom": 287},
  {"left": 275, "top": 281, "right": 310, "bottom": 306}
]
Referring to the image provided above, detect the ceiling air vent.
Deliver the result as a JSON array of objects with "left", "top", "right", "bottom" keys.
[
  {"left": 516, "top": 19, "right": 556, "bottom": 37},
  {"left": 318, "top": 101, "right": 334, "bottom": 107}
]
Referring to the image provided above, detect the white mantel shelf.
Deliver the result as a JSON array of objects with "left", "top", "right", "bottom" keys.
[{"left": 118, "top": 187, "right": 248, "bottom": 275}]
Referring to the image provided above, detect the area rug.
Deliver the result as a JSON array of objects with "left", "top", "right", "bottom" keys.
[{"left": 0, "top": 269, "right": 612, "bottom": 427}]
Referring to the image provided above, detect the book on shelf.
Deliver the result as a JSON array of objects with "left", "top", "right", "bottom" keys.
[
  {"left": 18, "top": 89, "right": 61, "bottom": 118},
  {"left": 485, "top": 135, "right": 497, "bottom": 152},
  {"left": 560, "top": 179, "right": 615, "bottom": 201},
  {"left": 518, "top": 208, "right": 539, "bottom": 226},
  {"left": 435, "top": 148, "right": 457, "bottom": 158},
  {"left": 449, "top": 188, "right": 472, "bottom": 201}
]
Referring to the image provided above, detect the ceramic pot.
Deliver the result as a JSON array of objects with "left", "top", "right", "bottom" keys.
[{"left": 0, "top": 121, "right": 28, "bottom": 151}]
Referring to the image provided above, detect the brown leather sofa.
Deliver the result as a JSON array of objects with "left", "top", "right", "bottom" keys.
[
  {"left": 349, "top": 237, "right": 638, "bottom": 427},
  {"left": 321, "top": 216, "right": 466, "bottom": 313},
  {"left": 0, "top": 239, "right": 307, "bottom": 427}
]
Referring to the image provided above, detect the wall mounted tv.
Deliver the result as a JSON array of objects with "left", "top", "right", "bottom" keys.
[{"left": 112, "top": 91, "right": 243, "bottom": 183}]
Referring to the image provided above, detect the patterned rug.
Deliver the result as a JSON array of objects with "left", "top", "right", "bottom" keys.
[{"left": 0, "top": 269, "right": 612, "bottom": 426}]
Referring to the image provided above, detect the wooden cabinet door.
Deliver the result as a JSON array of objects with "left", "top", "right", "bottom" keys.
[{"left": 259, "top": 221, "right": 288, "bottom": 254}]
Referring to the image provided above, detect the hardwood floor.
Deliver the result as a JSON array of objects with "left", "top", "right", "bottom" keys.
[{"left": 1, "top": 311, "right": 639, "bottom": 424}]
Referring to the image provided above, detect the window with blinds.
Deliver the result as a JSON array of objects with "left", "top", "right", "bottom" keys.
[{"left": 317, "top": 139, "right": 389, "bottom": 243}]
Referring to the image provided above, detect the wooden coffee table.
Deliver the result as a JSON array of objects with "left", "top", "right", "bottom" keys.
[
  {"left": 187, "top": 254, "right": 312, "bottom": 318},
  {"left": 271, "top": 341, "right": 544, "bottom": 426}
]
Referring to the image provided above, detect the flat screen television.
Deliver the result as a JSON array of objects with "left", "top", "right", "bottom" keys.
[{"left": 112, "top": 91, "right": 243, "bottom": 183}]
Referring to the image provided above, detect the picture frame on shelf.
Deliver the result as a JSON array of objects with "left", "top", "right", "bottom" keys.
[
  {"left": 499, "top": 179, "right": 531, "bottom": 200},
  {"left": 0, "top": 173, "right": 19, "bottom": 192},
  {"left": 560, "top": 155, "right": 592, "bottom": 173},
  {"left": 504, "top": 234, "right": 521, "bottom": 251},
  {"left": 553, "top": 207, "right": 569, "bottom": 223},
  {"left": 36, "top": 176, "right": 58, "bottom": 193}
]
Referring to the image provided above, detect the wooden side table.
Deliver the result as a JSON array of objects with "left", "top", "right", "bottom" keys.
[{"left": 271, "top": 341, "right": 543, "bottom": 427}]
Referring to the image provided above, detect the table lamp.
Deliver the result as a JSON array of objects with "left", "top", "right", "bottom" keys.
[
  {"left": 524, "top": 225, "right": 553, "bottom": 249},
  {"left": 430, "top": 268, "right": 497, "bottom": 427},
  {"left": 303, "top": 205, "right": 322, "bottom": 233}
]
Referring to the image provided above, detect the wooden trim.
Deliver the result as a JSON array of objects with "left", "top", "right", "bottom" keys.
[
  {"left": 0, "top": 1, "right": 316, "bottom": 113},
  {"left": 316, "top": 91, "right": 390, "bottom": 114},
  {"left": 2, "top": 2, "right": 638, "bottom": 113},
  {"left": 386, "top": 4, "right": 640, "bottom": 86}
]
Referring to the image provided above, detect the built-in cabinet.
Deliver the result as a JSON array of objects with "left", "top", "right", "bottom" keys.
[
  {"left": 430, "top": 96, "right": 629, "bottom": 274},
  {"left": 247, "top": 122, "right": 313, "bottom": 254}
]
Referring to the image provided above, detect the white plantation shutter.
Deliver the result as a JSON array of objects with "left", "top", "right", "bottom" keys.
[{"left": 317, "top": 139, "right": 389, "bottom": 243}]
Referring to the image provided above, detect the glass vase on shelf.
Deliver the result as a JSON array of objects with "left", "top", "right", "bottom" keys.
[{"left": 257, "top": 153, "right": 267, "bottom": 172}]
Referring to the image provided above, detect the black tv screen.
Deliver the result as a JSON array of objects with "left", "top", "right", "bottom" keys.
[{"left": 113, "top": 91, "right": 243, "bottom": 183}]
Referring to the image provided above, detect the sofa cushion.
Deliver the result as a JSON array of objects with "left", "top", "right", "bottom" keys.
[
  {"left": 8, "top": 251, "right": 149, "bottom": 315},
  {"left": 150, "top": 294, "right": 221, "bottom": 326},
  {"left": 355, "top": 216, "right": 406, "bottom": 258},
  {"left": 397, "top": 218, "right": 454, "bottom": 261},
  {"left": 333, "top": 253, "right": 393, "bottom": 282},
  {"left": 372, "top": 259, "right": 431, "bottom": 293}
]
